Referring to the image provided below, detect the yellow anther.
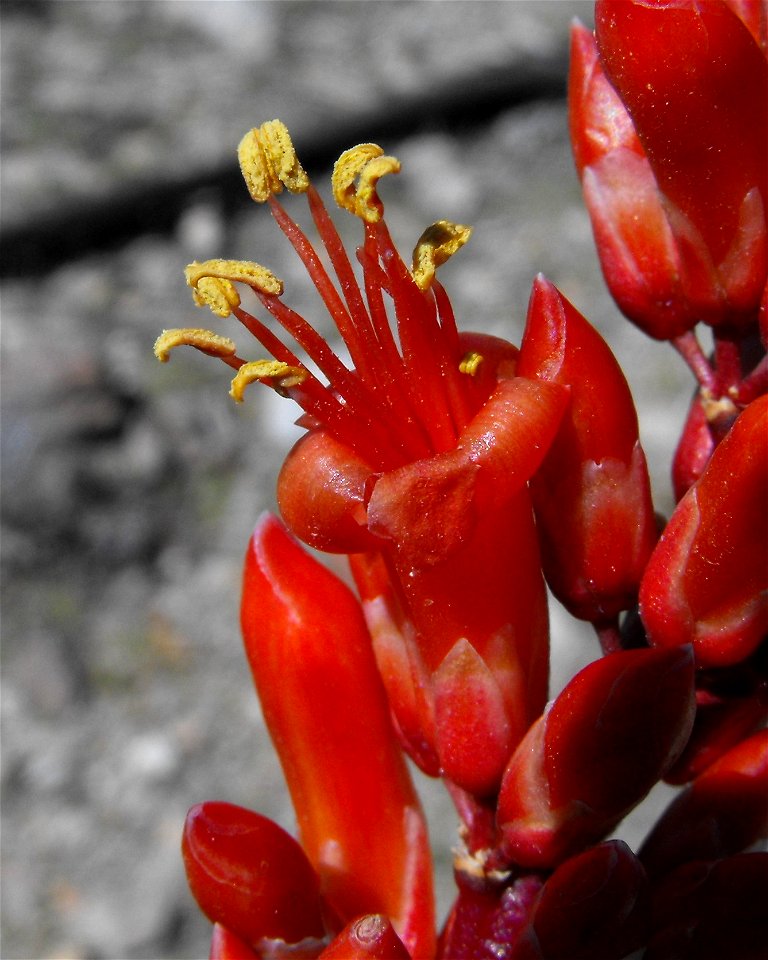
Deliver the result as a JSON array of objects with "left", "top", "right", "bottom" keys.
[
  {"left": 229, "top": 360, "right": 307, "bottom": 403},
  {"left": 459, "top": 351, "right": 484, "bottom": 377},
  {"left": 238, "top": 120, "right": 309, "bottom": 202},
  {"left": 332, "top": 143, "right": 400, "bottom": 222},
  {"left": 191, "top": 276, "right": 241, "bottom": 318},
  {"left": 412, "top": 220, "right": 473, "bottom": 291},
  {"left": 185, "top": 259, "right": 283, "bottom": 296},
  {"left": 154, "top": 328, "right": 237, "bottom": 363}
]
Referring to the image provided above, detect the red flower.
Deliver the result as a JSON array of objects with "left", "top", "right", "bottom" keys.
[
  {"left": 158, "top": 122, "right": 570, "bottom": 798},
  {"left": 241, "top": 514, "right": 434, "bottom": 959}
]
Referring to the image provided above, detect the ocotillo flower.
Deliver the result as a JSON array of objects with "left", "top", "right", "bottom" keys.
[{"left": 156, "top": 121, "right": 570, "bottom": 798}]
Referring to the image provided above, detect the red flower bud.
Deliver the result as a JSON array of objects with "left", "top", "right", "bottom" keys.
[
  {"left": 640, "top": 395, "right": 768, "bottom": 667},
  {"left": 319, "top": 916, "right": 411, "bottom": 960},
  {"left": 640, "top": 729, "right": 768, "bottom": 879},
  {"left": 498, "top": 647, "right": 695, "bottom": 869},
  {"left": 241, "top": 514, "right": 434, "bottom": 959},
  {"left": 181, "top": 802, "right": 325, "bottom": 946},
  {"left": 509, "top": 841, "right": 650, "bottom": 960},
  {"left": 570, "top": 5, "right": 768, "bottom": 339},
  {"left": 518, "top": 275, "right": 656, "bottom": 621}
]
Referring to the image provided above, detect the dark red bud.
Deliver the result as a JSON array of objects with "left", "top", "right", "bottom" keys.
[
  {"left": 640, "top": 729, "right": 768, "bottom": 879},
  {"left": 510, "top": 841, "right": 650, "bottom": 960}
]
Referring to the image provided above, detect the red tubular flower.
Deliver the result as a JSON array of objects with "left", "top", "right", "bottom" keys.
[
  {"left": 639, "top": 394, "right": 768, "bottom": 668},
  {"left": 570, "top": 2, "right": 768, "bottom": 339},
  {"left": 159, "top": 123, "right": 571, "bottom": 799},
  {"left": 497, "top": 646, "right": 695, "bottom": 869},
  {"left": 639, "top": 729, "right": 768, "bottom": 880},
  {"left": 517, "top": 274, "right": 657, "bottom": 623},
  {"left": 181, "top": 802, "right": 325, "bottom": 947},
  {"left": 241, "top": 514, "right": 434, "bottom": 959}
]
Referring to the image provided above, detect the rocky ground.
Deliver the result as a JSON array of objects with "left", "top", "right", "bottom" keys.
[{"left": 2, "top": 3, "right": 692, "bottom": 958}]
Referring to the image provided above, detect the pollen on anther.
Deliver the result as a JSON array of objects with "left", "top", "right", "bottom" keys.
[
  {"left": 238, "top": 121, "right": 309, "bottom": 203},
  {"left": 154, "top": 328, "right": 237, "bottom": 363},
  {"left": 192, "top": 276, "right": 241, "bottom": 318},
  {"left": 412, "top": 220, "right": 473, "bottom": 291},
  {"left": 332, "top": 144, "right": 400, "bottom": 222},
  {"left": 229, "top": 360, "right": 307, "bottom": 403},
  {"left": 459, "top": 351, "right": 484, "bottom": 376},
  {"left": 185, "top": 259, "right": 284, "bottom": 297}
]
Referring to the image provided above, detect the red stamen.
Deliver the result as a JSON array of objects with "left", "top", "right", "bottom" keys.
[
  {"left": 374, "top": 221, "right": 459, "bottom": 452},
  {"left": 268, "top": 197, "right": 374, "bottom": 380}
]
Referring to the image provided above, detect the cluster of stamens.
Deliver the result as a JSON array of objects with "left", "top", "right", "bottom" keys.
[{"left": 155, "top": 120, "right": 482, "bottom": 471}]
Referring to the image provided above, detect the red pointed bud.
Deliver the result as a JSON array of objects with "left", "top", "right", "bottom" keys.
[
  {"left": 498, "top": 647, "right": 695, "bottom": 869},
  {"left": 640, "top": 395, "right": 768, "bottom": 667},
  {"left": 319, "top": 916, "right": 411, "bottom": 960},
  {"left": 209, "top": 925, "right": 260, "bottom": 960},
  {"left": 241, "top": 515, "right": 435, "bottom": 959},
  {"left": 640, "top": 729, "right": 768, "bottom": 880},
  {"left": 510, "top": 841, "right": 650, "bottom": 960},
  {"left": 594, "top": 0, "right": 768, "bottom": 332},
  {"left": 518, "top": 276, "right": 656, "bottom": 621},
  {"left": 181, "top": 802, "right": 325, "bottom": 946}
]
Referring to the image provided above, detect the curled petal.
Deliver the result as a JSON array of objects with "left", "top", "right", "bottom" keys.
[{"left": 277, "top": 429, "right": 379, "bottom": 554}]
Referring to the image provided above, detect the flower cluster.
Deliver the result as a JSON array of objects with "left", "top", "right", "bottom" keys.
[{"left": 156, "top": 2, "right": 767, "bottom": 957}]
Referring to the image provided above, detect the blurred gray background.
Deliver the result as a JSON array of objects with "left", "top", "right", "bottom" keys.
[{"left": 1, "top": 3, "right": 693, "bottom": 958}]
